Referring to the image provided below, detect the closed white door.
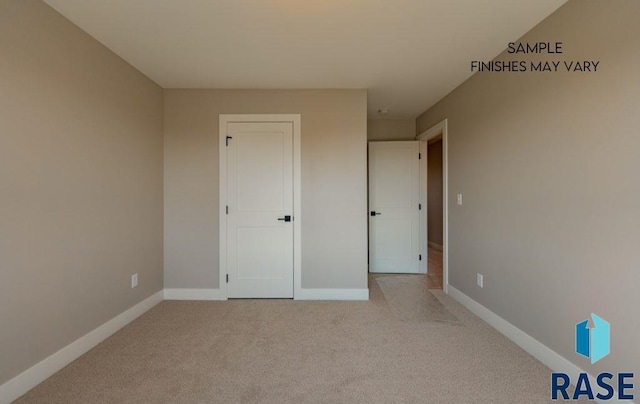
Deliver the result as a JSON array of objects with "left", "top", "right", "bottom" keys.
[
  {"left": 369, "top": 141, "right": 421, "bottom": 273},
  {"left": 226, "top": 122, "right": 294, "bottom": 298}
]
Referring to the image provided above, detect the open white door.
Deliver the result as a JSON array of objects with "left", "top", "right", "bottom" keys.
[
  {"left": 226, "top": 122, "right": 294, "bottom": 298},
  {"left": 369, "top": 141, "right": 421, "bottom": 273}
]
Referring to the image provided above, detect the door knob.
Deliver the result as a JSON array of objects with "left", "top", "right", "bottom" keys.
[
  {"left": 370, "top": 211, "right": 381, "bottom": 216},
  {"left": 278, "top": 215, "right": 292, "bottom": 222}
]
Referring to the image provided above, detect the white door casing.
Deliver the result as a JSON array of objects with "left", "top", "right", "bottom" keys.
[
  {"left": 368, "top": 141, "right": 422, "bottom": 274},
  {"left": 417, "top": 119, "right": 449, "bottom": 293},
  {"left": 219, "top": 115, "right": 301, "bottom": 299}
]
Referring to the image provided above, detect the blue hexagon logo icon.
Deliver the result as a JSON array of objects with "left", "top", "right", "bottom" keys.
[{"left": 576, "top": 313, "right": 610, "bottom": 364}]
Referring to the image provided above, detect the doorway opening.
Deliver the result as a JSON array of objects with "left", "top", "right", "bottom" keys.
[
  {"left": 426, "top": 136, "right": 443, "bottom": 289},
  {"left": 366, "top": 119, "right": 450, "bottom": 316},
  {"left": 417, "top": 119, "right": 449, "bottom": 293}
]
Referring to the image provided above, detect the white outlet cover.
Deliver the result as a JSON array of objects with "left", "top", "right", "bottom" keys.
[
  {"left": 131, "top": 273, "right": 138, "bottom": 288},
  {"left": 476, "top": 273, "right": 483, "bottom": 288},
  {"left": 457, "top": 193, "right": 463, "bottom": 205}
]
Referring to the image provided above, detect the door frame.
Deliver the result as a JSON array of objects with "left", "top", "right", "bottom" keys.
[
  {"left": 219, "top": 114, "right": 302, "bottom": 300},
  {"left": 417, "top": 119, "right": 449, "bottom": 294}
]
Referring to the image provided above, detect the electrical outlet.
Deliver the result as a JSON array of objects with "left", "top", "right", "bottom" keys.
[
  {"left": 131, "top": 273, "right": 138, "bottom": 288},
  {"left": 477, "top": 273, "right": 484, "bottom": 288},
  {"left": 457, "top": 193, "right": 463, "bottom": 205}
]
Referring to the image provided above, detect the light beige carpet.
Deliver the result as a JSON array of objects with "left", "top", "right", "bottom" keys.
[
  {"left": 375, "top": 275, "right": 459, "bottom": 324},
  {"left": 14, "top": 275, "right": 579, "bottom": 403}
]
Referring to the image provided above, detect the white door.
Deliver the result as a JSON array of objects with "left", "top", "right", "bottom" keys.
[
  {"left": 369, "top": 141, "right": 421, "bottom": 273},
  {"left": 226, "top": 122, "right": 294, "bottom": 298}
]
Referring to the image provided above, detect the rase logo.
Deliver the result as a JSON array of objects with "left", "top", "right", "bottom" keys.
[
  {"left": 551, "top": 313, "right": 635, "bottom": 401},
  {"left": 575, "top": 313, "right": 610, "bottom": 364}
]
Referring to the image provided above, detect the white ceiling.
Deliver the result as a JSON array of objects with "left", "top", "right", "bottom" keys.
[{"left": 43, "top": 0, "right": 566, "bottom": 118}]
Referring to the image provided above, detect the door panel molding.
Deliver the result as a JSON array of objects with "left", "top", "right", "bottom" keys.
[{"left": 219, "top": 114, "right": 301, "bottom": 300}]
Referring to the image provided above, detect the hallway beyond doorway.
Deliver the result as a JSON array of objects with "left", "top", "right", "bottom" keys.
[{"left": 427, "top": 246, "right": 443, "bottom": 289}]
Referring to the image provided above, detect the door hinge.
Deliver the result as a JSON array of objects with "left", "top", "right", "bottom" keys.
[
  {"left": 419, "top": 203, "right": 422, "bottom": 210},
  {"left": 418, "top": 153, "right": 422, "bottom": 160},
  {"left": 226, "top": 205, "right": 229, "bottom": 215},
  {"left": 419, "top": 254, "right": 422, "bottom": 261},
  {"left": 226, "top": 274, "right": 229, "bottom": 283},
  {"left": 226, "top": 136, "right": 232, "bottom": 146}
]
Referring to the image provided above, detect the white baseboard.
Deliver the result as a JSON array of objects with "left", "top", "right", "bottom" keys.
[
  {"left": 447, "top": 285, "right": 633, "bottom": 404},
  {"left": 428, "top": 241, "right": 443, "bottom": 251},
  {"left": 163, "top": 288, "right": 369, "bottom": 301},
  {"left": 0, "top": 291, "right": 163, "bottom": 404},
  {"left": 163, "top": 288, "right": 221, "bottom": 300},
  {"left": 163, "top": 288, "right": 370, "bottom": 301},
  {"left": 295, "top": 288, "right": 369, "bottom": 301}
]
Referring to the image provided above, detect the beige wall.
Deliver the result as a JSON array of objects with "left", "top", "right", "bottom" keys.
[
  {"left": 417, "top": 0, "right": 639, "bottom": 378},
  {"left": 427, "top": 140, "right": 443, "bottom": 247},
  {"left": 367, "top": 119, "right": 415, "bottom": 141},
  {"left": 0, "top": 0, "right": 164, "bottom": 385},
  {"left": 164, "top": 90, "right": 368, "bottom": 290}
]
